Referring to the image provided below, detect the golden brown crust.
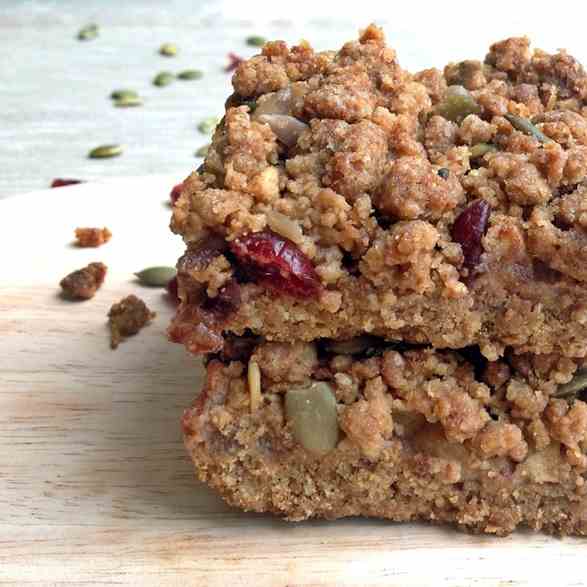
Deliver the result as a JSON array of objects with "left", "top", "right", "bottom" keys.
[
  {"left": 170, "top": 26, "right": 587, "bottom": 360},
  {"left": 183, "top": 342, "right": 587, "bottom": 536}
]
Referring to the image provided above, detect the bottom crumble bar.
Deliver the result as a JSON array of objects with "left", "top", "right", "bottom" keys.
[{"left": 183, "top": 339, "right": 587, "bottom": 536}]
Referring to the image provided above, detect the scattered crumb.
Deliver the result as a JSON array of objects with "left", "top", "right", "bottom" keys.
[
  {"left": 74, "top": 227, "right": 112, "bottom": 247},
  {"left": 60, "top": 262, "right": 107, "bottom": 300},
  {"left": 108, "top": 294, "right": 156, "bottom": 349}
]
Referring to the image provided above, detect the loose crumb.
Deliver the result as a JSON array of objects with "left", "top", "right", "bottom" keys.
[
  {"left": 108, "top": 294, "right": 156, "bottom": 349},
  {"left": 59, "top": 262, "right": 107, "bottom": 300},
  {"left": 74, "top": 227, "right": 112, "bottom": 247}
]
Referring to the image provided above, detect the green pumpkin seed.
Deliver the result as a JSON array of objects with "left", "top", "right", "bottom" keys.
[
  {"left": 177, "top": 69, "right": 204, "bottom": 80},
  {"left": 195, "top": 144, "right": 210, "bottom": 157},
  {"left": 78, "top": 24, "right": 98, "bottom": 41},
  {"left": 134, "top": 266, "right": 177, "bottom": 287},
  {"left": 153, "top": 72, "right": 174, "bottom": 87},
  {"left": 246, "top": 35, "right": 267, "bottom": 47},
  {"left": 159, "top": 42, "right": 178, "bottom": 57},
  {"left": 553, "top": 369, "right": 587, "bottom": 398},
  {"left": 504, "top": 114, "right": 552, "bottom": 144},
  {"left": 197, "top": 117, "right": 220, "bottom": 134},
  {"left": 285, "top": 382, "right": 339, "bottom": 456},
  {"left": 436, "top": 85, "right": 481, "bottom": 123},
  {"left": 114, "top": 95, "right": 143, "bottom": 108},
  {"left": 88, "top": 144, "right": 123, "bottom": 159},
  {"left": 469, "top": 143, "right": 497, "bottom": 159},
  {"left": 110, "top": 89, "right": 139, "bottom": 100}
]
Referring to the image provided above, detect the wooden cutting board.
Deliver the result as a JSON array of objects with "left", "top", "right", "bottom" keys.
[{"left": 1, "top": 177, "right": 584, "bottom": 586}]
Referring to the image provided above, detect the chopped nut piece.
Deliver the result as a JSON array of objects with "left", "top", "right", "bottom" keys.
[
  {"left": 60, "top": 262, "right": 107, "bottom": 300},
  {"left": 74, "top": 227, "right": 112, "bottom": 248},
  {"left": 108, "top": 294, "right": 156, "bottom": 349}
]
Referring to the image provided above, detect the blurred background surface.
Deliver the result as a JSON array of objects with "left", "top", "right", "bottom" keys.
[{"left": 2, "top": 0, "right": 586, "bottom": 197}]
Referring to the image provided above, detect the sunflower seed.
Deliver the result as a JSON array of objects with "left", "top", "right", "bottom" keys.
[{"left": 248, "top": 360, "right": 262, "bottom": 412}]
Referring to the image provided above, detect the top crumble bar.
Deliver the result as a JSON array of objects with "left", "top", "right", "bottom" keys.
[{"left": 170, "top": 24, "right": 587, "bottom": 360}]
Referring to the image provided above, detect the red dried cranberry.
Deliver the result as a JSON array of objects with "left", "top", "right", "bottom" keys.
[
  {"left": 451, "top": 199, "right": 491, "bottom": 269},
  {"left": 170, "top": 182, "right": 184, "bottom": 205},
  {"left": 230, "top": 230, "right": 321, "bottom": 298},
  {"left": 166, "top": 276, "right": 179, "bottom": 303},
  {"left": 51, "top": 178, "right": 83, "bottom": 188},
  {"left": 225, "top": 52, "right": 244, "bottom": 72}
]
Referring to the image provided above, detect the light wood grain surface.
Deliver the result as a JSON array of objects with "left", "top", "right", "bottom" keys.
[
  {"left": 1, "top": 178, "right": 586, "bottom": 586},
  {"left": 3, "top": 0, "right": 587, "bottom": 198}
]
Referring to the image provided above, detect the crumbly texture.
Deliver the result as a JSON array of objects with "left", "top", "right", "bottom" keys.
[
  {"left": 171, "top": 26, "right": 587, "bottom": 360},
  {"left": 59, "top": 262, "right": 107, "bottom": 300},
  {"left": 74, "top": 227, "right": 112, "bottom": 247},
  {"left": 108, "top": 294, "right": 156, "bottom": 349},
  {"left": 184, "top": 340, "right": 587, "bottom": 535}
]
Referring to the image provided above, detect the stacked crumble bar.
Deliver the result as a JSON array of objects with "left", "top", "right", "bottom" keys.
[{"left": 169, "top": 25, "right": 587, "bottom": 535}]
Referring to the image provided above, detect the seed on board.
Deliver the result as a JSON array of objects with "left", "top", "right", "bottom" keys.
[
  {"left": 285, "top": 382, "right": 339, "bottom": 456},
  {"left": 197, "top": 117, "right": 220, "bottom": 134},
  {"left": 153, "top": 72, "right": 174, "bottom": 87},
  {"left": 110, "top": 89, "right": 139, "bottom": 100},
  {"left": 159, "top": 42, "right": 178, "bottom": 57},
  {"left": 246, "top": 35, "right": 267, "bottom": 47},
  {"left": 177, "top": 69, "right": 204, "bottom": 80},
  {"left": 134, "top": 266, "right": 177, "bottom": 287},
  {"left": 88, "top": 144, "right": 123, "bottom": 159},
  {"left": 114, "top": 95, "right": 143, "bottom": 108},
  {"left": 77, "top": 23, "right": 98, "bottom": 41},
  {"left": 248, "top": 360, "right": 262, "bottom": 412},
  {"left": 195, "top": 144, "right": 210, "bottom": 157}
]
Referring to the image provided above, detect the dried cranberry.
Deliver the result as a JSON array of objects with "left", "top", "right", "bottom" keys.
[
  {"left": 230, "top": 230, "right": 321, "bottom": 298},
  {"left": 166, "top": 276, "right": 179, "bottom": 303},
  {"left": 225, "top": 52, "right": 244, "bottom": 72},
  {"left": 202, "top": 279, "right": 241, "bottom": 317},
  {"left": 220, "top": 333, "right": 261, "bottom": 363},
  {"left": 170, "top": 182, "right": 184, "bottom": 205},
  {"left": 51, "top": 178, "right": 83, "bottom": 188},
  {"left": 451, "top": 199, "right": 491, "bottom": 269},
  {"left": 177, "top": 237, "right": 226, "bottom": 275}
]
